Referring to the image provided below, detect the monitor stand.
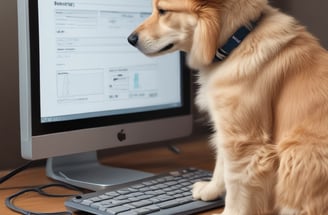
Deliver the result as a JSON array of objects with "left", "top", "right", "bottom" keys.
[{"left": 46, "top": 151, "right": 154, "bottom": 191}]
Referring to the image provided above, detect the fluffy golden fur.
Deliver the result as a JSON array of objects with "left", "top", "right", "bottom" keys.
[{"left": 128, "top": 0, "right": 328, "bottom": 214}]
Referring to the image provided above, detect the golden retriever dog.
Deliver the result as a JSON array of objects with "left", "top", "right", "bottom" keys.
[{"left": 128, "top": 0, "right": 328, "bottom": 214}]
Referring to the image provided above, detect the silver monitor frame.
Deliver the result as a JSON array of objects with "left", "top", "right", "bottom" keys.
[{"left": 17, "top": 0, "right": 192, "bottom": 190}]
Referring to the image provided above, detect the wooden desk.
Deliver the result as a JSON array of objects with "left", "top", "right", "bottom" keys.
[{"left": 0, "top": 136, "right": 224, "bottom": 214}]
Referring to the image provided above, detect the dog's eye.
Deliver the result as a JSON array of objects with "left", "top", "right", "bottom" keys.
[{"left": 158, "top": 8, "right": 167, "bottom": 15}]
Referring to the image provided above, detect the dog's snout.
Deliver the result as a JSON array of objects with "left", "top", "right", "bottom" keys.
[{"left": 128, "top": 33, "right": 139, "bottom": 47}]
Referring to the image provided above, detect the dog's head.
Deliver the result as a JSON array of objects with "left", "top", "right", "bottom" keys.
[{"left": 128, "top": 0, "right": 266, "bottom": 69}]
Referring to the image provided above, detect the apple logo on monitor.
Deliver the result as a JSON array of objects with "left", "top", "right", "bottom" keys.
[{"left": 117, "top": 130, "right": 127, "bottom": 142}]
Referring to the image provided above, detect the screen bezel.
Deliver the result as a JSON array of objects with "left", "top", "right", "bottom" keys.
[{"left": 28, "top": 0, "right": 191, "bottom": 136}]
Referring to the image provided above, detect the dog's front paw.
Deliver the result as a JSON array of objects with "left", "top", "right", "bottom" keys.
[{"left": 192, "top": 181, "right": 224, "bottom": 201}]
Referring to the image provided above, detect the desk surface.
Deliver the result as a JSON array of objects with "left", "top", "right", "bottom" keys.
[{"left": 0, "top": 136, "right": 224, "bottom": 214}]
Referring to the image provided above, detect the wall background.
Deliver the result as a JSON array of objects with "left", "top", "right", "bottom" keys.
[
  {"left": 0, "top": 0, "right": 327, "bottom": 170},
  {"left": 0, "top": 0, "right": 21, "bottom": 169},
  {"left": 272, "top": 0, "right": 328, "bottom": 48}
]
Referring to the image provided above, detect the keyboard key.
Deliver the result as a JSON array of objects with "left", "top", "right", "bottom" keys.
[
  {"left": 135, "top": 208, "right": 152, "bottom": 215},
  {"left": 81, "top": 200, "right": 93, "bottom": 206},
  {"left": 106, "top": 191, "right": 120, "bottom": 197},
  {"left": 117, "top": 211, "right": 138, "bottom": 215},
  {"left": 111, "top": 199, "right": 130, "bottom": 206},
  {"left": 158, "top": 199, "right": 182, "bottom": 209},
  {"left": 117, "top": 189, "right": 132, "bottom": 195},
  {"left": 130, "top": 200, "right": 153, "bottom": 208},
  {"left": 106, "top": 205, "right": 130, "bottom": 214},
  {"left": 131, "top": 184, "right": 145, "bottom": 189}
]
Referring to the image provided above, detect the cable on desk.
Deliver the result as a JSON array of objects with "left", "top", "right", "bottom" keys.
[
  {"left": 5, "top": 183, "right": 83, "bottom": 215},
  {"left": 2, "top": 162, "right": 84, "bottom": 214},
  {"left": 167, "top": 144, "right": 181, "bottom": 154},
  {"left": 0, "top": 161, "right": 34, "bottom": 184}
]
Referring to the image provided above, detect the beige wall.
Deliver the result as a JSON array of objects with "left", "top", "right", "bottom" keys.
[{"left": 0, "top": 0, "right": 327, "bottom": 170}]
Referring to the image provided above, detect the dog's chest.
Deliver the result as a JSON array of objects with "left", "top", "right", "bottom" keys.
[
  {"left": 197, "top": 67, "right": 245, "bottom": 102},
  {"left": 195, "top": 71, "right": 243, "bottom": 119},
  {"left": 195, "top": 68, "right": 263, "bottom": 133}
]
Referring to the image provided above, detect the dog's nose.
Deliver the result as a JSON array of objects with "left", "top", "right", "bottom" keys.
[{"left": 128, "top": 33, "right": 139, "bottom": 46}]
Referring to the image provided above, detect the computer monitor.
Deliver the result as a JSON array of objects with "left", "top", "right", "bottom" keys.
[{"left": 17, "top": 0, "right": 192, "bottom": 191}]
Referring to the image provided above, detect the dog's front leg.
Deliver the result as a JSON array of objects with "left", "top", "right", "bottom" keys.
[
  {"left": 220, "top": 143, "right": 277, "bottom": 215},
  {"left": 192, "top": 152, "right": 225, "bottom": 201},
  {"left": 192, "top": 136, "right": 226, "bottom": 201},
  {"left": 220, "top": 158, "right": 254, "bottom": 215}
]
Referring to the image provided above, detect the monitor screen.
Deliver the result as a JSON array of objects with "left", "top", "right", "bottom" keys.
[{"left": 18, "top": 0, "right": 192, "bottom": 190}]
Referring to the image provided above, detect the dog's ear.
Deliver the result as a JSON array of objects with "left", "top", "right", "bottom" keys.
[{"left": 188, "top": 12, "right": 220, "bottom": 68}]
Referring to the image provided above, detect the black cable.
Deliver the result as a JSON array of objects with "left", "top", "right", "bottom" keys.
[
  {"left": 167, "top": 144, "right": 181, "bottom": 154},
  {"left": 0, "top": 161, "right": 34, "bottom": 184},
  {"left": 1, "top": 162, "right": 83, "bottom": 214},
  {"left": 5, "top": 183, "right": 82, "bottom": 215}
]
